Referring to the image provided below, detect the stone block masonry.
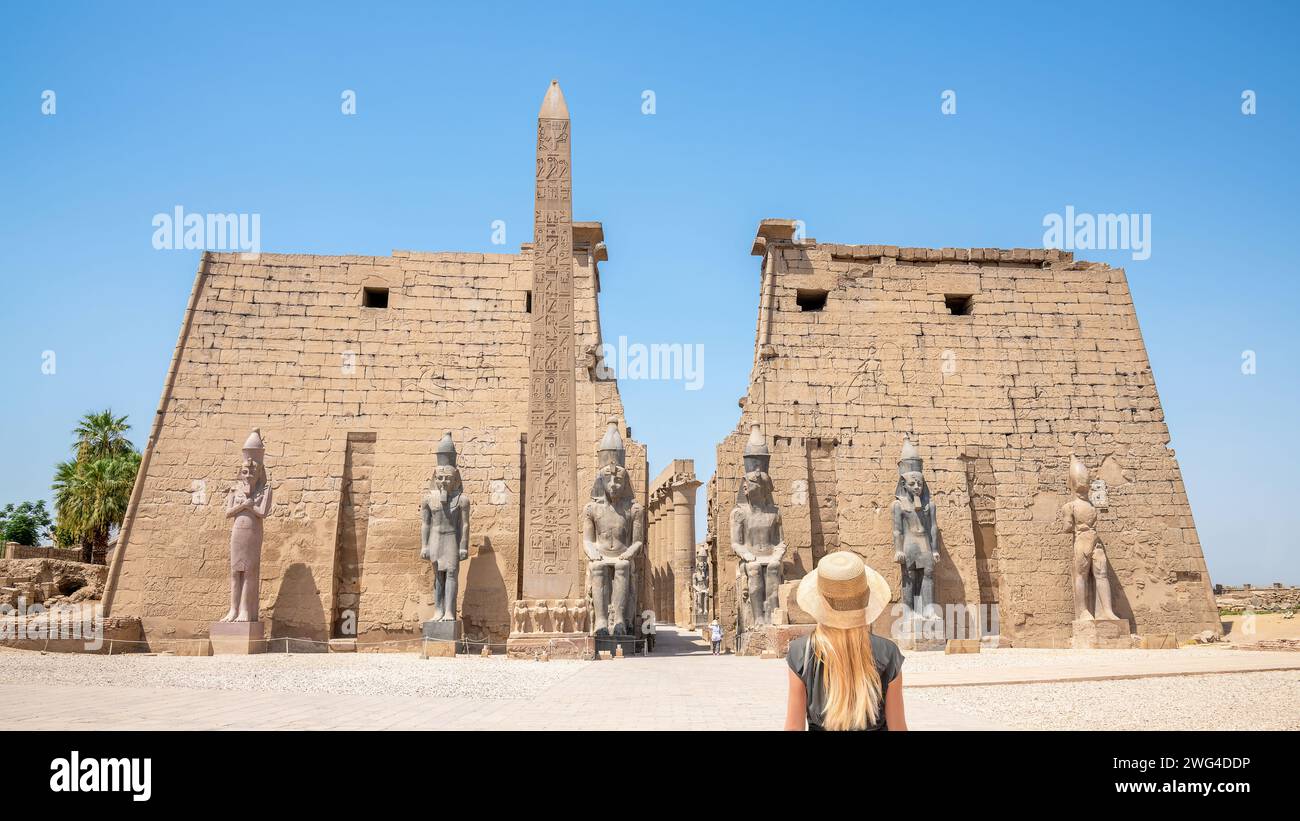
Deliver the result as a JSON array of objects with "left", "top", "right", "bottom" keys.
[
  {"left": 707, "top": 221, "right": 1221, "bottom": 649},
  {"left": 96, "top": 87, "right": 1218, "bottom": 657},
  {"left": 104, "top": 84, "right": 649, "bottom": 651},
  {"left": 104, "top": 243, "right": 644, "bottom": 649}
]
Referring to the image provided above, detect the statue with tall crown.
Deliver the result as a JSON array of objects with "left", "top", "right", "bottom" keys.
[
  {"left": 692, "top": 544, "right": 711, "bottom": 625},
  {"left": 211, "top": 429, "right": 273, "bottom": 654},
  {"left": 221, "top": 429, "right": 272, "bottom": 623},
  {"left": 421, "top": 432, "right": 471, "bottom": 627},
  {"left": 731, "top": 425, "right": 786, "bottom": 627},
  {"left": 582, "top": 421, "right": 644, "bottom": 638},
  {"left": 892, "top": 436, "right": 941, "bottom": 625},
  {"left": 1061, "top": 455, "right": 1119, "bottom": 622}
]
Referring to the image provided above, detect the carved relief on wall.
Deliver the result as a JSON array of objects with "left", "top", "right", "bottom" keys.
[{"left": 510, "top": 597, "right": 589, "bottom": 635}]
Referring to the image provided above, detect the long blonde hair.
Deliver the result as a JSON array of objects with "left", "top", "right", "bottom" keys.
[{"left": 810, "top": 624, "right": 882, "bottom": 730}]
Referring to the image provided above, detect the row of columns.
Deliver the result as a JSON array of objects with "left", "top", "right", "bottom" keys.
[{"left": 646, "top": 461, "right": 700, "bottom": 627}]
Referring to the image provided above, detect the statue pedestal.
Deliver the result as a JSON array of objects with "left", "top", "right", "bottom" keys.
[
  {"left": 896, "top": 635, "right": 947, "bottom": 652},
  {"left": 420, "top": 620, "right": 462, "bottom": 658},
  {"left": 895, "top": 614, "right": 947, "bottom": 651},
  {"left": 1071, "top": 617, "right": 1132, "bottom": 649},
  {"left": 506, "top": 632, "right": 594, "bottom": 660},
  {"left": 594, "top": 632, "right": 639, "bottom": 657},
  {"left": 209, "top": 621, "right": 265, "bottom": 655},
  {"left": 1137, "top": 633, "right": 1177, "bottom": 650},
  {"left": 737, "top": 623, "right": 814, "bottom": 657},
  {"left": 504, "top": 597, "right": 594, "bottom": 659},
  {"left": 777, "top": 580, "right": 815, "bottom": 624},
  {"left": 945, "top": 639, "right": 981, "bottom": 654}
]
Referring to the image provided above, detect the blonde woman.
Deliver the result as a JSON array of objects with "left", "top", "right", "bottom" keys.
[{"left": 784, "top": 552, "right": 907, "bottom": 731}]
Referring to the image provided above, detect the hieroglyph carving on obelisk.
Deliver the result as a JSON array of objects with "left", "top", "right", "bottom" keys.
[{"left": 523, "top": 80, "right": 580, "bottom": 599}]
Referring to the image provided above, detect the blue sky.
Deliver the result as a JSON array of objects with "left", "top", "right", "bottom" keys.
[{"left": 1, "top": 1, "right": 1296, "bottom": 584}]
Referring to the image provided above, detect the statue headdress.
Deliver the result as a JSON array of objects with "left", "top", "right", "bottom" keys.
[
  {"left": 735, "top": 425, "right": 774, "bottom": 505},
  {"left": 241, "top": 429, "right": 265, "bottom": 462},
  {"left": 894, "top": 435, "right": 930, "bottom": 508},
  {"left": 237, "top": 429, "right": 268, "bottom": 494},
  {"left": 591, "top": 421, "right": 632, "bottom": 503},
  {"left": 429, "top": 431, "right": 463, "bottom": 499},
  {"left": 742, "top": 424, "right": 770, "bottom": 473},
  {"left": 598, "top": 420, "right": 625, "bottom": 468},
  {"left": 435, "top": 431, "right": 458, "bottom": 467},
  {"left": 1068, "top": 454, "right": 1089, "bottom": 493},
  {"left": 897, "top": 435, "right": 922, "bottom": 476}
]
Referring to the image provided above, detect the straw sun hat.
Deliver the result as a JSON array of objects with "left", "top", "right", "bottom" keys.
[{"left": 795, "top": 552, "right": 891, "bottom": 630}]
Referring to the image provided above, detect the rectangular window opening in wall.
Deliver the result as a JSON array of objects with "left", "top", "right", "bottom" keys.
[
  {"left": 362, "top": 287, "right": 389, "bottom": 309},
  {"left": 945, "top": 294, "right": 973, "bottom": 315},
  {"left": 525, "top": 290, "right": 532, "bottom": 313},
  {"left": 796, "top": 289, "right": 828, "bottom": 312}
]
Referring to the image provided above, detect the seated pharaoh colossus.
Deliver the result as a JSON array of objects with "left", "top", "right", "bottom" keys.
[
  {"left": 582, "top": 421, "right": 644, "bottom": 637},
  {"left": 731, "top": 425, "right": 785, "bottom": 627}
]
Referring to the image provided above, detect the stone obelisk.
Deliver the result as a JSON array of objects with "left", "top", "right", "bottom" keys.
[
  {"left": 509, "top": 80, "right": 589, "bottom": 659},
  {"left": 524, "top": 79, "right": 578, "bottom": 599}
]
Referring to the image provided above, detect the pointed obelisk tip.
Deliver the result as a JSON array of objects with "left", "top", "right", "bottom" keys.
[{"left": 539, "top": 79, "right": 569, "bottom": 119}]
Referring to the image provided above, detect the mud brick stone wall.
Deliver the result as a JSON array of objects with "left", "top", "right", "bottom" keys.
[
  {"left": 1215, "top": 585, "right": 1300, "bottom": 612},
  {"left": 106, "top": 246, "right": 644, "bottom": 649},
  {"left": 0, "top": 557, "right": 108, "bottom": 606},
  {"left": 708, "top": 230, "right": 1220, "bottom": 648},
  {"left": 3, "top": 544, "right": 83, "bottom": 562}
]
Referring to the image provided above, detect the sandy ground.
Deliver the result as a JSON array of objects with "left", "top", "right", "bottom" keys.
[
  {"left": 913, "top": 670, "right": 1300, "bottom": 730},
  {"left": 896, "top": 644, "right": 1248, "bottom": 674},
  {"left": 0, "top": 647, "right": 584, "bottom": 700},
  {"left": 2, "top": 628, "right": 1297, "bottom": 730},
  {"left": 1219, "top": 612, "right": 1300, "bottom": 643}
]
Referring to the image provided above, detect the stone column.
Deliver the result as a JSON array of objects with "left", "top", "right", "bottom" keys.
[
  {"left": 661, "top": 501, "right": 671, "bottom": 619},
  {"left": 646, "top": 503, "right": 656, "bottom": 617},
  {"left": 653, "top": 501, "right": 666, "bottom": 618},
  {"left": 667, "top": 492, "right": 678, "bottom": 621},
  {"left": 659, "top": 500, "right": 670, "bottom": 619},
  {"left": 647, "top": 501, "right": 657, "bottom": 618},
  {"left": 672, "top": 480, "right": 700, "bottom": 626},
  {"left": 645, "top": 461, "right": 702, "bottom": 628}
]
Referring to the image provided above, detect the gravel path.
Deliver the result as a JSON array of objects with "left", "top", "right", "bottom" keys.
[
  {"left": 0, "top": 648, "right": 585, "bottom": 700},
  {"left": 909, "top": 670, "right": 1300, "bottom": 730}
]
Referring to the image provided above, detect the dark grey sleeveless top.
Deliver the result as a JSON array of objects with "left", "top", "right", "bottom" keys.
[{"left": 786, "top": 633, "right": 904, "bottom": 731}]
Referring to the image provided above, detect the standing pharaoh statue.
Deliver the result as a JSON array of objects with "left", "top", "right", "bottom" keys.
[
  {"left": 420, "top": 432, "right": 470, "bottom": 623},
  {"left": 582, "top": 422, "right": 644, "bottom": 637},
  {"left": 221, "top": 430, "right": 273, "bottom": 623},
  {"left": 692, "top": 544, "right": 710, "bottom": 622},
  {"left": 731, "top": 425, "right": 785, "bottom": 627},
  {"left": 1060, "top": 455, "right": 1119, "bottom": 621},
  {"left": 892, "top": 436, "right": 940, "bottom": 623}
]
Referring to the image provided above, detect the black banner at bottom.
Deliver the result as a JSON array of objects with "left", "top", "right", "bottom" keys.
[{"left": 7, "top": 730, "right": 1286, "bottom": 808}]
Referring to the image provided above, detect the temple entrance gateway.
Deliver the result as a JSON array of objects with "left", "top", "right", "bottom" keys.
[{"left": 101, "top": 82, "right": 1221, "bottom": 660}]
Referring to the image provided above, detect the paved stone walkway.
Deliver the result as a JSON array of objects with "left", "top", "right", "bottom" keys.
[{"left": 2, "top": 627, "right": 1296, "bottom": 731}]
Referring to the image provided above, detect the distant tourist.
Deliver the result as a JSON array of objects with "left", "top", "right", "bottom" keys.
[
  {"left": 709, "top": 619, "right": 723, "bottom": 655},
  {"left": 784, "top": 552, "right": 907, "bottom": 731},
  {"left": 642, "top": 612, "right": 656, "bottom": 653}
]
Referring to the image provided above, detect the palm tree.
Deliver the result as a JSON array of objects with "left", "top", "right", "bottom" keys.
[
  {"left": 52, "top": 459, "right": 92, "bottom": 561},
  {"left": 53, "top": 454, "right": 140, "bottom": 564},
  {"left": 52, "top": 411, "right": 141, "bottom": 564},
  {"left": 73, "top": 409, "right": 134, "bottom": 462}
]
